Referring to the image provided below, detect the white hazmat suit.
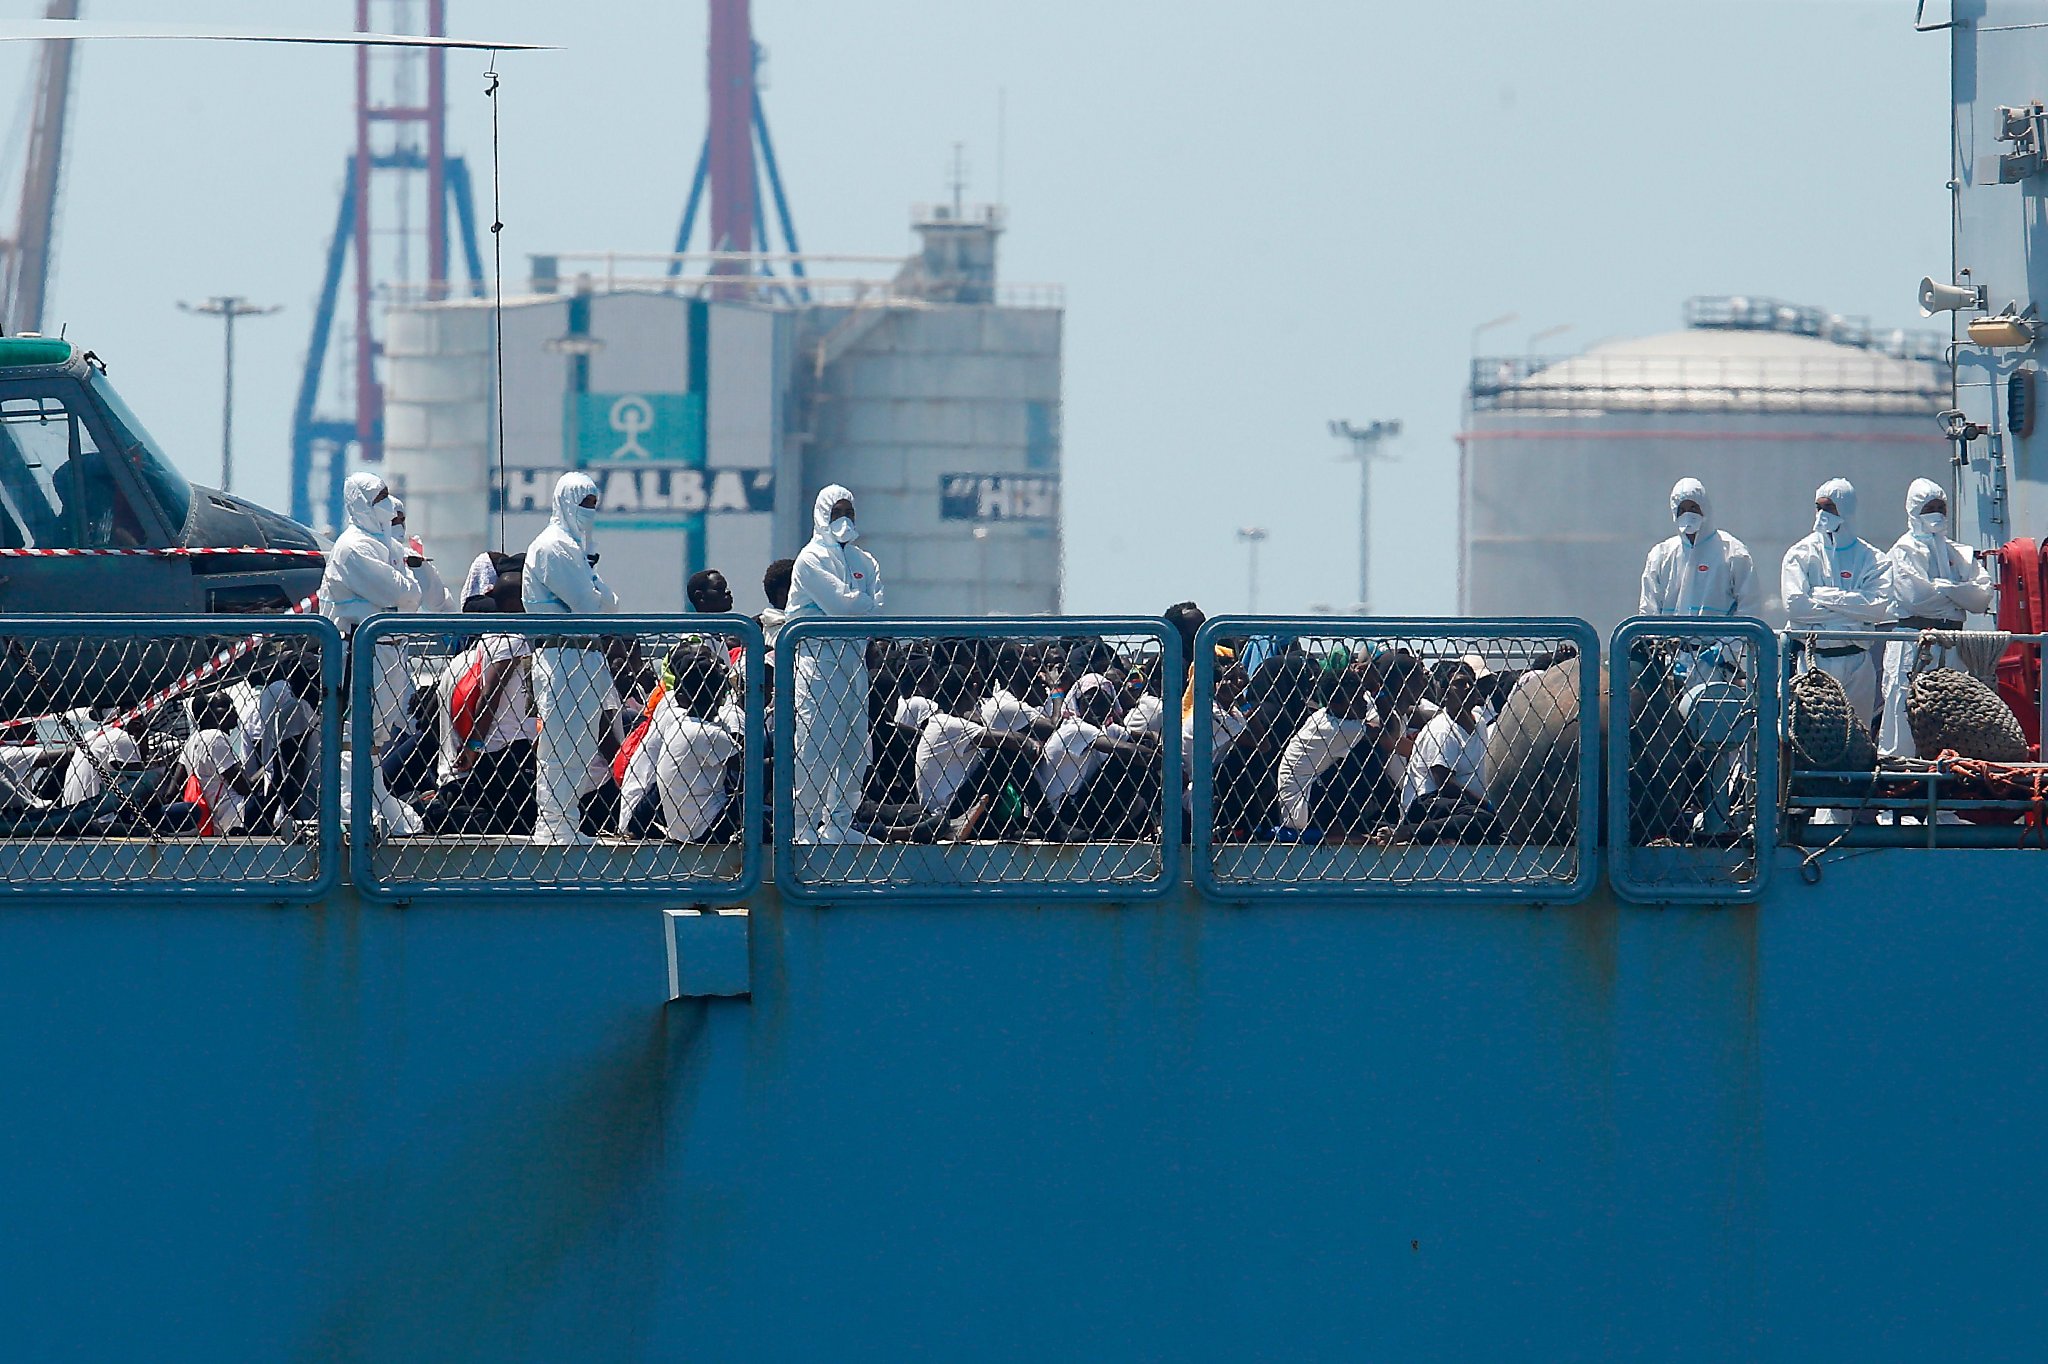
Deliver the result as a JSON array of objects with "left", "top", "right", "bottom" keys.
[
  {"left": 319, "top": 471, "right": 423, "bottom": 833},
  {"left": 1781, "top": 477, "right": 1893, "bottom": 730},
  {"left": 786, "top": 484, "right": 884, "bottom": 843},
  {"left": 388, "top": 498, "right": 453, "bottom": 613},
  {"left": 1878, "top": 477, "right": 1994, "bottom": 757},
  {"left": 523, "top": 471, "right": 620, "bottom": 844},
  {"left": 1640, "top": 477, "right": 1766, "bottom": 619}
]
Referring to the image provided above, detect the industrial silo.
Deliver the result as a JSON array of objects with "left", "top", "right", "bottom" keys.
[
  {"left": 794, "top": 204, "right": 1064, "bottom": 615},
  {"left": 382, "top": 202, "right": 1063, "bottom": 615},
  {"left": 1459, "top": 297, "right": 1951, "bottom": 637}
]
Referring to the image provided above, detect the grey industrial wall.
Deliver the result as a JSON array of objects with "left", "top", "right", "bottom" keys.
[
  {"left": 1460, "top": 408, "right": 1950, "bottom": 636},
  {"left": 1951, "top": 3, "right": 2048, "bottom": 547},
  {"left": 805, "top": 305, "right": 1063, "bottom": 615}
]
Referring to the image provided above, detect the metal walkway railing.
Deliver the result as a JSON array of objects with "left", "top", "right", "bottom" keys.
[{"left": 0, "top": 612, "right": 2041, "bottom": 902}]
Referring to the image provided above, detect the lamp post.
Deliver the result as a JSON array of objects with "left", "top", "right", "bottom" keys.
[
  {"left": 1236, "top": 526, "right": 1268, "bottom": 614},
  {"left": 1328, "top": 418, "right": 1400, "bottom": 614},
  {"left": 179, "top": 296, "right": 280, "bottom": 494}
]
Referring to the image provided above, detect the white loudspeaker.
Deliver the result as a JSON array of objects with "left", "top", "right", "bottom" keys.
[{"left": 1920, "top": 277, "right": 1984, "bottom": 316}]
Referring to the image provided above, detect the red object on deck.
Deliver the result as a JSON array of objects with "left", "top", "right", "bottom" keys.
[{"left": 1994, "top": 538, "right": 2044, "bottom": 753}]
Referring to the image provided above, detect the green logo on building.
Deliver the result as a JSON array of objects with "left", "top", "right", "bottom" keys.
[{"left": 569, "top": 392, "right": 705, "bottom": 467}]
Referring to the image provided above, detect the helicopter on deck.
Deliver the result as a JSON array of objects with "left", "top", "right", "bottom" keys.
[{"left": 0, "top": 335, "right": 324, "bottom": 615}]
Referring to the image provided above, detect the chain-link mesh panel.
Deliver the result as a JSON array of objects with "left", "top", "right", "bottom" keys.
[
  {"left": 1609, "top": 619, "right": 1777, "bottom": 902},
  {"left": 1190, "top": 619, "right": 1597, "bottom": 900},
  {"left": 0, "top": 616, "right": 342, "bottom": 897},
  {"left": 774, "top": 618, "right": 1182, "bottom": 899},
  {"left": 350, "top": 615, "right": 762, "bottom": 900}
]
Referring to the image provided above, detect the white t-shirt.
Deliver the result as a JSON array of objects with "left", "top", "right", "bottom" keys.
[
  {"left": 979, "top": 688, "right": 1037, "bottom": 735},
  {"left": 1401, "top": 710, "right": 1488, "bottom": 812},
  {"left": 651, "top": 709, "right": 739, "bottom": 841},
  {"left": 916, "top": 713, "right": 987, "bottom": 814},
  {"left": 1122, "top": 693, "right": 1165, "bottom": 736},
  {"left": 894, "top": 694, "right": 939, "bottom": 731},
  {"left": 1276, "top": 708, "right": 1375, "bottom": 831},
  {"left": 227, "top": 679, "right": 315, "bottom": 775},
  {"left": 181, "top": 728, "right": 246, "bottom": 833},
  {"left": 0, "top": 744, "right": 46, "bottom": 810},
  {"left": 436, "top": 634, "right": 536, "bottom": 782},
  {"left": 1181, "top": 706, "right": 1249, "bottom": 776},
  {"left": 60, "top": 726, "right": 141, "bottom": 806},
  {"left": 1036, "top": 717, "right": 1126, "bottom": 811}
]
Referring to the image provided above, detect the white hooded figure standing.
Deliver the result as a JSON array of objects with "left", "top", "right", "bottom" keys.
[
  {"left": 1781, "top": 476, "right": 1894, "bottom": 732},
  {"left": 319, "top": 471, "right": 424, "bottom": 833},
  {"left": 523, "top": 471, "right": 620, "bottom": 844},
  {"left": 1640, "top": 477, "right": 1766, "bottom": 619},
  {"left": 1878, "top": 477, "right": 1994, "bottom": 757},
  {"left": 785, "top": 484, "right": 884, "bottom": 843}
]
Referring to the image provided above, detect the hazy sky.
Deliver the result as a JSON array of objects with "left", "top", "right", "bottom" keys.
[{"left": 2, "top": 0, "right": 1949, "bottom": 617}]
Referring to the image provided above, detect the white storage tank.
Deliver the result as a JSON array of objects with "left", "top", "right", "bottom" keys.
[{"left": 1459, "top": 297, "right": 1952, "bottom": 637}]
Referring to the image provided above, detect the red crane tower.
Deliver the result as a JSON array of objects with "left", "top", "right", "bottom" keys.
[
  {"left": 0, "top": 0, "right": 81, "bottom": 337},
  {"left": 290, "top": 0, "right": 486, "bottom": 532}
]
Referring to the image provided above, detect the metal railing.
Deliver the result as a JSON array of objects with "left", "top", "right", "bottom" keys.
[
  {"left": 1609, "top": 619, "right": 1779, "bottom": 902},
  {"left": 1468, "top": 352, "right": 1946, "bottom": 414},
  {"left": 348, "top": 615, "right": 763, "bottom": 902},
  {"left": 8, "top": 613, "right": 2046, "bottom": 903},
  {"left": 773, "top": 617, "right": 1183, "bottom": 901},
  {"left": 1189, "top": 618, "right": 1601, "bottom": 902},
  {"left": 1779, "top": 625, "right": 2048, "bottom": 848},
  {"left": 0, "top": 616, "right": 343, "bottom": 899}
]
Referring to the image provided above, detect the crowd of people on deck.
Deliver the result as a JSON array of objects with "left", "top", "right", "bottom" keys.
[{"left": 0, "top": 468, "right": 1995, "bottom": 845}]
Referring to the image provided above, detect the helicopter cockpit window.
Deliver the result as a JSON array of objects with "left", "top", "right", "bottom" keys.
[{"left": 0, "top": 394, "right": 147, "bottom": 550}]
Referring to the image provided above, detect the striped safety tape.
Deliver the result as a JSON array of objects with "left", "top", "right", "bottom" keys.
[
  {"left": 0, "top": 592, "right": 323, "bottom": 739},
  {"left": 0, "top": 546, "right": 325, "bottom": 559}
]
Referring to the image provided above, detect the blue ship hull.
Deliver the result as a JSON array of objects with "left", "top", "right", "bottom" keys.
[{"left": 3, "top": 849, "right": 2039, "bottom": 1361}]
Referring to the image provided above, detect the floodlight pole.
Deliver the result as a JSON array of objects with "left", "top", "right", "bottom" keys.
[
  {"left": 1236, "top": 526, "right": 1268, "bottom": 614},
  {"left": 1328, "top": 418, "right": 1401, "bottom": 615},
  {"left": 181, "top": 296, "right": 281, "bottom": 494}
]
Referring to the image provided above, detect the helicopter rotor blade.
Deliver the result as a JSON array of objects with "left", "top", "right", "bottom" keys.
[{"left": 0, "top": 21, "right": 550, "bottom": 50}]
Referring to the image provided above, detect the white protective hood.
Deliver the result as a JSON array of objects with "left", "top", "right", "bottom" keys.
[
  {"left": 342, "top": 472, "right": 396, "bottom": 537},
  {"left": 1905, "top": 477, "right": 1949, "bottom": 540},
  {"left": 553, "top": 471, "right": 599, "bottom": 549},
  {"left": 811, "top": 483, "right": 854, "bottom": 541},
  {"left": 1668, "top": 476, "right": 1715, "bottom": 540},
  {"left": 1814, "top": 476, "right": 1859, "bottom": 544}
]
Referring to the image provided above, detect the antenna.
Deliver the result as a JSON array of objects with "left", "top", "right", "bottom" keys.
[
  {"left": 948, "top": 142, "right": 967, "bottom": 217},
  {"left": 995, "top": 87, "right": 1006, "bottom": 207}
]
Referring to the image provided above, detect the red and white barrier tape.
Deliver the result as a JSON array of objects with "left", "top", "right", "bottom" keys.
[
  {"left": 0, "top": 546, "right": 325, "bottom": 559},
  {"left": 0, "top": 592, "right": 323, "bottom": 739}
]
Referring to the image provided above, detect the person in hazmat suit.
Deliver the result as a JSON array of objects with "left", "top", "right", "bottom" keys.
[
  {"left": 319, "top": 471, "right": 424, "bottom": 833},
  {"left": 389, "top": 496, "right": 453, "bottom": 613},
  {"left": 786, "top": 484, "right": 885, "bottom": 843},
  {"left": 1878, "top": 478, "right": 1994, "bottom": 757},
  {"left": 1639, "top": 477, "right": 1765, "bottom": 619},
  {"left": 523, "top": 471, "right": 620, "bottom": 844},
  {"left": 1781, "top": 476, "right": 1893, "bottom": 731}
]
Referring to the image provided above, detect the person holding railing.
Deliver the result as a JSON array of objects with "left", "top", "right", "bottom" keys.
[
  {"left": 1878, "top": 478, "right": 1994, "bottom": 758},
  {"left": 1782, "top": 477, "right": 1893, "bottom": 732},
  {"left": 523, "top": 472, "right": 619, "bottom": 845},
  {"left": 786, "top": 484, "right": 885, "bottom": 844}
]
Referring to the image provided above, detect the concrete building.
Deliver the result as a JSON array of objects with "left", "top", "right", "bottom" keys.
[
  {"left": 381, "top": 205, "right": 1062, "bottom": 614},
  {"left": 1458, "top": 297, "right": 1952, "bottom": 637}
]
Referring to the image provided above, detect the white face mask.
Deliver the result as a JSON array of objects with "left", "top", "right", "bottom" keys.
[
  {"left": 829, "top": 516, "right": 859, "bottom": 544},
  {"left": 1675, "top": 511, "right": 1704, "bottom": 536},
  {"left": 1815, "top": 511, "right": 1843, "bottom": 536},
  {"left": 1918, "top": 511, "right": 1947, "bottom": 535}
]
